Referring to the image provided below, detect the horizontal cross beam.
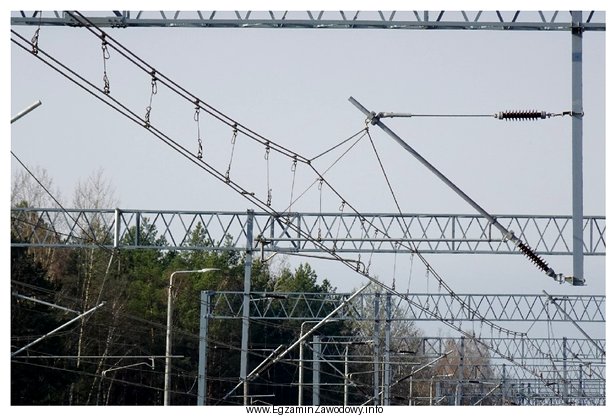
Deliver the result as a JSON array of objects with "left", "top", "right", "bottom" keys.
[
  {"left": 11, "top": 11, "right": 605, "bottom": 31},
  {"left": 207, "top": 291, "right": 605, "bottom": 323},
  {"left": 10, "top": 208, "right": 606, "bottom": 256},
  {"left": 317, "top": 335, "right": 606, "bottom": 362}
]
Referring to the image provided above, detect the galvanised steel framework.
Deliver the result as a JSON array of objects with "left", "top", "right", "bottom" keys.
[
  {"left": 10, "top": 10, "right": 605, "bottom": 31},
  {"left": 198, "top": 291, "right": 605, "bottom": 406},
  {"left": 319, "top": 336, "right": 606, "bottom": 364},
  {"left": 10, "top": 208, "right": 606, "bottom": 256},
  {"left": 11, "top": 11, "right": 605, "bottom": 405},
  {"left": 312, "top": 336, "right": 605, "bottom": 405},
  {"left": 206, "top": 291, "right": 605, "bottom": 323},
  {"left": 308, "top": 337, "right": 606, "bottom": 405}
]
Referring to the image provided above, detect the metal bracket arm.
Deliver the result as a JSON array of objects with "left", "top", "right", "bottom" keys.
[{"left": 348, "top": 96, "right": 579, "bottom": 285}]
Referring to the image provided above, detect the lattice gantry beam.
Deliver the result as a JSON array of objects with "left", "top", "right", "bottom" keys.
[
  {"left": 10, "top": 208, "right": 606, "bottom": 255},
  {"left": 314, "top": 338, "right": 606, "bottom": 382},
  {"left": 207, "top": 291, "right": 605, "bottom": 323},
  {"left": 307, "top": 335, "right": 605, "bottom": 405},
  {"left": 11, "top": 11, "right": 605, "bottom": 31},
  {"left": 319, "top": 336, "right": 606, "bottom": 362}
]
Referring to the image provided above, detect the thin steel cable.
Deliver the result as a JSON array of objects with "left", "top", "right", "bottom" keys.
[
  {"left": 11, "top": 215, "right": 94, "bottom": 243},
  {"left": 10, "top": 151, "right": 113, "bottom": 255},
  {"left": 379, "top": 113, "right": 494, "bottom": 118},
  {"left": 13, "top": 32, "right": 527, "bottom": 348},
  {"left": 41, "top": 14, "right": 468, "bottom": 303},
  {"left": 309, "top": 127, "right": 368, "bottom": 161},
  {"left": 364, "top": 125, "right": 530, "bottom": 344},
  {"left": 11, "top": 32, "right": 525, "bottom": 340},
  {"left": 285, "top": 129, "right": 367, "bottom": 212},
  {"left": 366, "top": 128, "right": 403, "bottom": 213},
  {"left": 11, "top": 31, "right": 567, "bottom": 397},
  {"left": 68, "top": 11, "right": 306, "bottom": 163}
]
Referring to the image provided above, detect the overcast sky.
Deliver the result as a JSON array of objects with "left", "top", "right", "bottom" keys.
[{"left": 6, "top": 2, "right": 608, "bottom": 342}]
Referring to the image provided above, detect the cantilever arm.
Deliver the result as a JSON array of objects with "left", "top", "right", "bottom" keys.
[{"left": 348, "top": 96, "right": 579, "bottom": 285}]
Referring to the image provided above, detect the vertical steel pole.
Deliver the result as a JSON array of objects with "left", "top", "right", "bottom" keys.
[
  {"left": 383, "top": 293, "right": 392, "bottom": 406},
  {"left": 501, "top": 364, "right": 506, "bottom": 405},
  {"left": 312, "top": 335, "right": 321, "bottom": 406},
  {"left": 164, "top": 276, "right": 175, "bottom": 406},
  {"left": 563, "top": 337, "right": 568, "bottom": 403},
  {"left": 572, "top": 11, "right": 584, "bottom": 283},
  {"left": 373, "top": 293, "right": 380, "bottom": 404},
  {"left": 408, "top": 371, "right": 413, "bottom": 406},
  {"left": 240, "top": 210, "right": 254, "bottom": 405},
  {"left": 455, "top": 336, "right": 464, "bottom": 405},
  {"left": 344, "top": 344, "right": 349, "bottom": 406},
  {"left": 298, "top": 337, "right": 304, "bottom": 405},
  {"left": 135, "top": 212, "right": 141, "bottom": 246},
  {"left": 113, "top": 208, "right": 121, "bottom": 249},
  {"left": 578, "top": 364, "right": 583, "bottom": 405},
  {"left": 197, "top": 291, "right": 211, "bottom": 406},
  {"left": 348, "top": 96, "right": 562, "bottom": 282}
]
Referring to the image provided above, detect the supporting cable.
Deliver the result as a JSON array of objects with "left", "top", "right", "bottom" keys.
[
  {"left": 543, "top": 291, "right": 606, "bottom": 357},
  {"left": 67, "top": 11, "right": 307, "bottom": 164},
  {"left": 12, "top": 28, "right": 564, "bottom": 397},
  {"left": 310, "top": 126, "right": 368, "bottom": 162},
  {"left": 366, "top": 128, "right": 403, "bottom": 213},
  {"left": 11, "top": 27, "right": 527, "bottom": 340},
  {"left": 10, "top": 150, "right": 113, "bottom": 255}
]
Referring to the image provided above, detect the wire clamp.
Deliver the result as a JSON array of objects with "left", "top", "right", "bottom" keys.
[
  {"left": 365, "top": 111, "right": 380, "bottom": 125},
  {"left": 502, "top": 230, "right": 518, "bottom": 243}
]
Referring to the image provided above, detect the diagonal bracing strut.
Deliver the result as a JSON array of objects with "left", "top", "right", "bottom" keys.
[{"left": 349, "top": 96, "right": 581, "bottom": 286}]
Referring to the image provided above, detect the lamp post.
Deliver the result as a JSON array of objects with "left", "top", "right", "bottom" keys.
[{"left": 164, "top": 268, "right": 219, "bottom": 406}]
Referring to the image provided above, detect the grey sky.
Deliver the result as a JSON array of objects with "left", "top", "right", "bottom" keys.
[{"left": 9, "top": 8, "right": 606, "bottom": 342}]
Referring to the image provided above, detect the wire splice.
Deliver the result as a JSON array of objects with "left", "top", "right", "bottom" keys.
[{"left": 495, "top": 110, "right": 547, "bottom": 120}]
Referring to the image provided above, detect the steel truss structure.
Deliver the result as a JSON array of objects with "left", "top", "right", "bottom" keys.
[
  {"left": 10, "top": 9, "right": 606, "bottom": 406},
  {"left": 10, "top": 208, "right": 606, "bottom": 256},
  {"left": 207, "top": 291, "right": 605, "bottom": 323},
  {"left": 198, "top": 290, "right": 605, "bottom": 406},
  {"left": 11, "top": 10, "right": 605, "bottom": 31},
  {"left": 312, "top": 336, "right": 605, "bottom": 406}
]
